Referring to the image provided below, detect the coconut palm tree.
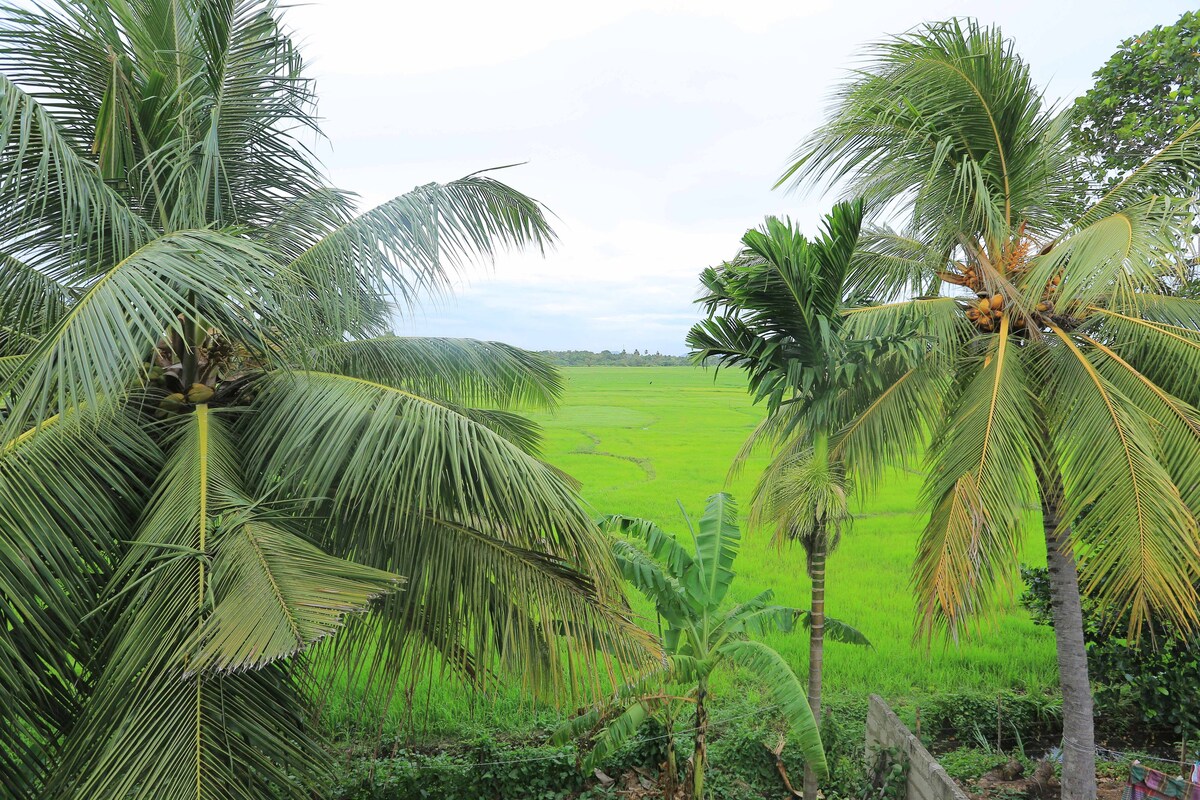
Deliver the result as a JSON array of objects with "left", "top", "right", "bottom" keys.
[
  {"left": 0, "top": 2, "right": 644, "bottom": 798},
  {"left": 780, "top": 19, "right": 1200, "bottom": 800},
  {"left": 551, "top": 493, "right": 868, "bottom": 800},
  {"left": 688, "top": 201, "right": 910, "bottom": 799}
]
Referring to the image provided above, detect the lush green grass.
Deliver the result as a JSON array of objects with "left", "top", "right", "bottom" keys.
[
  {"left": 531, "top": 366, "right": 1058, "bottom": 701},
  {"left": 329, "top": 365, "right": 1058, "bottom": 738}
]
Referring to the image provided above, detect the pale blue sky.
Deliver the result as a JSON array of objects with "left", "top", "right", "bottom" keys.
[{"left": 288, "top": 0, "right": 1194, "bottom": 354}]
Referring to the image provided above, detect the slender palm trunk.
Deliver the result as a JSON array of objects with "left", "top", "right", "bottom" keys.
[
  {"left": 664, "top": 710, "right": 678, "bottom": 799},
  {"left": 803, "top": 523, "right": 827, "bottom": 800},
  {"left": 692, "top": 678, "right": 708, "bottom": 799},
  {"left": 1037, "top": 463, "right": 1097, "bottom": 800}
]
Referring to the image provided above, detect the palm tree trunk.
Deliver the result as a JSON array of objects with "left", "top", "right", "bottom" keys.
[
  {"left": 803, "top": 523, "right": 827, "bottom": 800},
  {"left": 692, "top": 678, "right": 708, "bottom": 800},
  {"left": 1037, "top": 463, "right": 1097, "bottom": 800},
  {"left": 664, "top": 710, "right": 678, "bottom": 799}
]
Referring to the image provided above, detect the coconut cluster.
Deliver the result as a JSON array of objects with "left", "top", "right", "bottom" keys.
[{"left": 940, "top": 260, "right": 1063, "bottom": 333}]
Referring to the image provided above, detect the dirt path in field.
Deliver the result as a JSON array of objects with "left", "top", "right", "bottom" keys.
[{"left": 572, "top": 431, "right": 657, "bottom": 480}]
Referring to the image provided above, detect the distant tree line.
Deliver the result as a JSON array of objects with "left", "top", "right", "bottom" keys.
[{"left": 539, "top": 349, "right": 694, "bottom": 366}]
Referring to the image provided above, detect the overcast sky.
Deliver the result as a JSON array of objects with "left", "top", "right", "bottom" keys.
[{"left": 286, "top": 1, "right": 1193, "bottom": 355}]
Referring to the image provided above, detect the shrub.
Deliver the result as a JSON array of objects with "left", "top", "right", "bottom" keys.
[{"left": 1021, "top": 565, "right": 1200, "bottom": 742}]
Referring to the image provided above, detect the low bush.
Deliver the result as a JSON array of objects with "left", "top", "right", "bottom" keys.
[
  {"left": 918, "top": 690, "right": 1062, "bottom": 755},
  {"left": 1021, "top": 565, "right": 1200, "bottom": 743}
]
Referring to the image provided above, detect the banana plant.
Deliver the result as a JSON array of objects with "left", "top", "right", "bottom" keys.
[{"left": 552, "top": 493, "right": 869, "bottom": 799}]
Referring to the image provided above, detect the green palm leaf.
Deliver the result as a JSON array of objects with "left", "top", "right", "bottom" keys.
[
  {"left": 717, "top": 639, "right": 828, "bottom": 778},
  {"left": 0, "top": 229, "right": 284, "bottom": 433},
  {"left": 311, "top": 335, "right": 562, "bottom": 409},
  {"left": 240, "top": 370, "right": 646, "bottom": 694},
  {"left": 56, "top": 405, "right": 329, "bottom": 799},
  {"left": 914, "top": 320, "right": 1039, "bottom": 638},
  {"left": 187, "top": 513, "right": 402, "bottom": 673},
  {"left": 287, "top": 174, "right": 555, "bottom": 335},
  {"left": 1043, "top": 327, "right": 1200, "bottom": 635}
]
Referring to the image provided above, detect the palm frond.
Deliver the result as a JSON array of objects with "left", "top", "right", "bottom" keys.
[
  {"left": 851, "top": 225, "right": 941, "bottom": 299},
  {"left": 187, "top": 512, "right": 402, "bottom": 673},
  {"left": 914, "top": 319, "right": 1039, "bottom": 639},
  {"left": 829, "top": 359, "right": 950, "bottom": 493},
  {"left": 287, "top": 173, "right": 556, "bottom": 336},
  {"left": 1091, "top": 300, "right": 1200, "bottom": 406},
  {"left": 1072, "top": 117, "right": 1200, "bottom": 228},
  {"left": 311, "top": 335, "right": 562, "bottom": 409},
  {"left": 240, "top": 370, "right": 649, "bottom": 696},
  {"left": 0, "top": 229, "right": 283, "bottom": 433},
  {"left": 1026, "top": 198, "right": 1192, "bottom": 311},
  {"left": 0, "top": 405, "right": 158, "bottom": 800},
  {"left": 55, "top": 405, "right": 328, "bottom": 799},
  {"left": 717, "top": 639, "right": 828, "bottom": 778},
  {"left": 784, "top": 19, "right": 1076, "bottom": 244},
  {"left": 1042, "top": 326, "right": 1200, "bottom": 636}
]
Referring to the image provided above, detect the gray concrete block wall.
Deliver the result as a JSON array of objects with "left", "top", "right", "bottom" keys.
[{"left": 865, "top": 694, "right": 970, "bottom": 800}]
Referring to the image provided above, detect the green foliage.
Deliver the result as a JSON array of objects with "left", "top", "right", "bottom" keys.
[
  {"left": 918, "top": 690, "right": 1062, "bottom": 752},
  {"left": 539, "top": 350, "right": 692, "bottom": 367},
  {"left": 553, "top": 493, "right": 870, "bottom": 794},
  {"left": 1021, "top": 565, "right": 1200, "bottom": 741},
  {"left": 1074, "top": 10, "right": 1200, "bottom": 193},
  {"left": 0, "top": 2, "right": 644, "bottom": 798},
  {"left": 935, "top": 747, "right": 1029, "bottom": 782}
]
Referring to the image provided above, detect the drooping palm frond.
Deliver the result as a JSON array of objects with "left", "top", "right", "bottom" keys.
[
  {"left": 186, "top": 510, "right": 402, "bottom": 673},
  {"left": 239, "top": 370, "right": 647, "bottom": 696},
  {"left": 1091, "top": 301, "right": 1200, "bottom": 407},
  {"left": 0, "top": 406, "right": 158, "bottom": 799},
  {"left": 1041, "top": 327, "right": 1200, "bottom": 636},
  {"left": 913, "top": 320, "right": 1040, "bottom": 639},
  {"left": 829, "top": 358, "right": 951, "bottom": 493},
  {"left": 849, "top": 226, "right": 944, "bottom": 299},
  {"left": 55, "top": 406, "right": 332, "bottom": 800},
  {"left": 311, "top": 335, "right": 562, "bottom": 409},
  {"left": 0, "top": 252, "right": 71, "bottom": 338}
]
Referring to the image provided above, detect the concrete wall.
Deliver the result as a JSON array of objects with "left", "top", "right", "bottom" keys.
[{"left": 865, "top": 694, "right": 970, "bottom": 800}]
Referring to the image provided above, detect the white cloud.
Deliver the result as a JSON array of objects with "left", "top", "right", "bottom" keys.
[{"left": 286, "top": 0, "right": 1195, "bottom": 354}]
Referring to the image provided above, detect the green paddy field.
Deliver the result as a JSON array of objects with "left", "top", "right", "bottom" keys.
[{"left": 344, "top": 366, "right": 1059, "bottom": 735}]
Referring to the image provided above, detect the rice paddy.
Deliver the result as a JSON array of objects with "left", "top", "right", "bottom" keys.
[{"left": 344, "top": 365, "right": 1059, "bottom": 737}]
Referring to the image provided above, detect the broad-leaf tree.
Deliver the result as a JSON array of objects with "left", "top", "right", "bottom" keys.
[
  {"left": 782, "top": 19, "right": 1200, "bottom": 800},
  {"left": 1074, "top": 9, "right": 1200, "bottom": 194},
  {"left": 0, "top": 2, "right": 644, "bottom": 798},
  {"left": 552, "top": 493, "right": 869, "bottom": 800},
  {"left": 688, "top": 201, "right": 900, "bottom": 800}
]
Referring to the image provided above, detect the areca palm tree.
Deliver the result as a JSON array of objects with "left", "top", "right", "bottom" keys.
[
  {"left": 781, "top": 19, "right": 1200, "bottom": 800},
  {"left": 552, "top": 494, "right": 868, "bottom": 800},
  {"left": 688, "top": 201, "right": 907, "bottom": 799},
  {"left": 0, "top": 2, "right": 644, "bottom": 798}
]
